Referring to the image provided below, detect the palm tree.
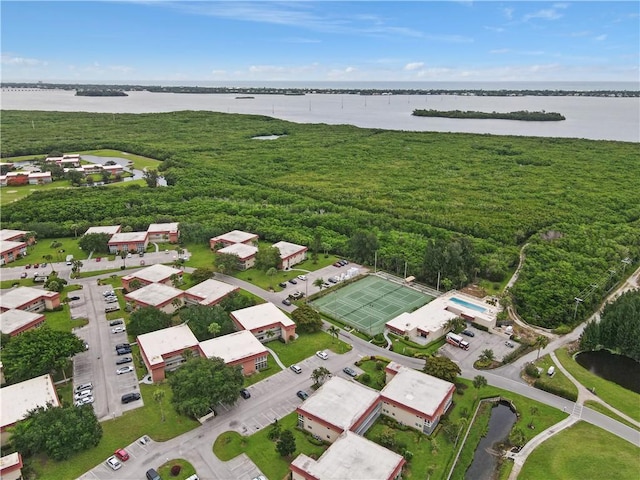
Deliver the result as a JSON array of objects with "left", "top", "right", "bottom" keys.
[
  {"left": 171, "top": 297, "right": 183, "bottom": 311},
  {"left": 472, "top": 375, "right": 487, "bottom": 399},
  {"left": 313, "top": 278, "right": 325, "bottom": 290},
  {"left": 71, "top": 259, "right": 83, "bottom": 276},
  {"left": 328, "top": 325, "right": 340, "bottom": 341},
  {"left": 266, "top": 267, "right": 277, "bottom": 289},
  {"left": 479, "top": 349, "right": 495, "bottom": 363},
  {"left": 534, "top": 335, "right": 549, "bottom": 360},
  {"left": 42, "top": 254, "right": 54, "bottom": 273},
  {"left": 129, "top": 279, "right": 142, "bottom": 291},
  {"left": 120, "top": 250, "right": 127, "bottom": 268},
  {"left": 265, "top": 329, "right": 276, "bottom": 342},
  {"left": 207, "top": 322, "right": 221, "bottom": 338}
]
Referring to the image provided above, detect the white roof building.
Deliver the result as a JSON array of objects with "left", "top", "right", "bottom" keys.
[
  {"left": 137, "top": 324, "right": 199, "bottom": 367},
  {"left": 124, "top": 264, "right": 182, "bottom": 284},
  {"left": 272, "top": 240, "right": 307, "bottom": 260},
  {"left": 0, "top": 374, "right": 60, "bottom": 431},
  {"left": 298, "top": 376, "right": 380, "bottom": 433},
  {"left": 211, "top": 230, "right": 258, "bottom": 245},
  {"left": 124, "top": 283, "right": 183, "bottom": 308},
  {"left": 0, "top": 230, "right": 27, "bottom": 242},
  {"left": 0, "top": 287, "right": 59, "bottom": 311},
  {"left": 381, "top": 362, "right": 455, "bottom": 420},
  {"left": 84, "top": 225, "right": 121, "bottom": 236},
  {"left": 199, "top": 330, "right": 267, "bottom": 364},
  {"left": 147, "top": 222, "right": 179, "bottom": 234},
  {"left": 231, "top": 302, "right": 295, "bottom": 331},
  {"left": 0, "top": 309, "right": 45, "bottom": 336},
  {"left": 108, "top": 231, "right": 149, "bottom": 244},
  {"left": 217, "top": 243, "right": 258, "bottom": 259},
  {"left": 291, "top": 431, "right": 405, "bottom": 480},
  {"left": 184, "top": 279, "right": 238, "bottom": 306}
]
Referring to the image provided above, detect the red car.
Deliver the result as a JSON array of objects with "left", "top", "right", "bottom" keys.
[
  {"left": 25, "top": 264, "right": 31, "bottom": 269},
  {"left": 96, "top": 257, "right": 101, "bottom": 262},
  {"left": 114, "top": 448, "right": 129, "bottom": 461}
]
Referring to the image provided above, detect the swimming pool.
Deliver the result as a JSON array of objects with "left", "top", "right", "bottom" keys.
[{"left": 450, "top": 297, "right": 486, "bottom": 313}]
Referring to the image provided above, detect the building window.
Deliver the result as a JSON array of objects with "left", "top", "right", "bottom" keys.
[
  {"left": 255, "top": 356, "right": 268, "bottom": 370},
  {"left": 297, "top": 414, "right": 304, "bottom": 427}
]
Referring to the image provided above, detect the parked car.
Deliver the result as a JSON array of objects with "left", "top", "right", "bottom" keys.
[
  {"left": 116, "top": 356, "right": 132, "bottom": 365},
  {"left": 112, "top": 326, "right": 126, "bottom": 334},
  {"left": 343, "top": 367, "right": 357, "bottom": 377},
  {"left": 288, "top": 278, "right": 298, "bottom": 284},
  {"left": 75, "top": 382, "right": 93, "bottom": 393},
  {"left": 461, "top": 329, "right": 475, "bottom": 337},
  {"left": 121, "top": 392, "right": 141, "bottom": 404},
  {"left": 505, "top": 341, "right": 515, "bottom": 348},
  {"left": 296, "top": 390, "right": 309, "bottom": 400},
  {"left": 297, "top": 275, "right": 307, "bottom": 281},
  {"left": 140, "top": 260, "right": 146, "bottom": 265},
  {"left": 116, "top": 347, "right": 132, "bottom": 356},
  {"left": 105, "top": 297, "right": 118, "bottom": 304},
  {"left": 322, "top": 282, "right": 331, "bottom": 289},
  {"left": 41, "top": 262, "right": 48, "bottom": 267},
  {"left": 315, "top": 350, "right": 328, "bottom": 360},
  {"left": 95, "top": 257, "right": 101, "bottom": 262},
  {"left": 328, "top": 276, "right": 339, "bottom": 283},
  {"left": 69, "top": 295, "right": 80, "bottom": 301},
  {"left": 115, "top": 343, "right": 130, "bottom": 350},
  {"left": 109, "top": 319, "right": 123, "bottom": 326},
  {"left": 25, "top": 264, "right": 31, "bottom": 269},
  {"left": 33, "top": 263, "right": 39, "bottom": 268},
  {"left": 146, "top": 468, "right": 161, "bottom": 480},
  {"left": 74, "top": 389, "right": 93, "bottom": 400},
  {"left": 20, "top": 272, "right": 27, "bottom": 278},
  {"left": 338, "top": 259, "right": 348, "bottom": 266},
  {"left": 126, "top": 252, "right": 132, "bottom": 258},
  {"left": 333, "top": 261, "right": 342, "bottom": 267},
  {"left": 105, "top": 456, "right": 122, "bottom": 471},
  {"left": 116, "top": 366, "right": 134, "bottom": 375},
  {"left": 103, "top": 290, "right": 115, "bottom": 297},
  {"left": 278, "top": 282, "right": 287, "bottom": 288},
  {"left": 74, "top": 395, "right": 94, "bottom": 407},
  {"left": 290, "top": 364, "right": 302, "bottom": 374},
  {"left": 290, "top": 291, "right": 304, "bottom": 300},
  {"left": 282, "top": 298, "right": 292, "bottom": 306},
  {"left": 114, "top": 448, "right": 130, "bottom": 461},
  {"left": 240, "top": 388, "right": 251, "bottom": 399}
]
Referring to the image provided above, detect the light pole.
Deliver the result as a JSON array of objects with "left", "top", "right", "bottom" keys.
[{"left": 573, "top": 297, "right": 583, "bottom": 323}]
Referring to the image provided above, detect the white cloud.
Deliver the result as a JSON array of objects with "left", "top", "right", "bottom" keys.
[
  {"left": 404, "top": 62, "right": 424, "bottom": 71},
  {"left": 490, "top": 48, "right": 510, "bottom": 54},
  {"left": 1, "top": 54, "right": 47, "bottom": 66},
  {"left": 594, "top": 34, "right": 607, "bottom": 41},
  {"left": 503, "top": 7, "right": 514, "bottom": 20},
  {"left": 523, "top": 7, "right": 565, "bottom": 22}
]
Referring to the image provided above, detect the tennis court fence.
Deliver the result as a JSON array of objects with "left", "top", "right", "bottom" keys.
[{"left": 373, "top": 271, "right": 442, "bottom": 298}]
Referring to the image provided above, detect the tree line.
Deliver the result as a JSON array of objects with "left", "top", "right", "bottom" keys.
[{"left": 412, "top": 109, "right": 566, "bottom": 121}]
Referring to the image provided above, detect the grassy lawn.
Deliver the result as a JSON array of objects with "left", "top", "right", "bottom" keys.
[
  {"left": 555, "top": 348, "right": 640, "bottom": 422},
  {"left": 183, "top": 242, "right": 214, "bottom": 268},
  {"left": 530, "top": 354, "right": 579, "bottom": 401},
  {"left": 355, "top": 357, "right": 390, "bottom": 390},
  {"left": 158, "top": 458, "right": 198, "bottom": 479},
  {"left": 212, "top": 412, "right": 327, "bottom": 480},
  {"left": 2, "top": 237, "right": 87, "bottom": 267},
  {"left": 518, "top": 421, "right": 640, "bottom": 480},
  {"left": 55, "top": 382, "right": 74, "bottom": 407},
  {"left": 0, "top": 278, "right": 37, "bottom": 289},
  {"left": 45, "top": 305, "right": 88, "bottom": 332},
  {"left": 267, "top": 331, "right": 352, "bottom": 367},
  {"left": 32, "top": 383, "right": 199, "bottom": 480},
  {"left": 0, "top": 181, "right": 73, "bottom": 205},
  {"left": 389, "top": 334, "right": 446, "bottom": 357},
  {"left": 584, "top": 400, "right": 639, "bottom": 430}
]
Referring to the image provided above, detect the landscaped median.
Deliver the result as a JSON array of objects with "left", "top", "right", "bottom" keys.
[
  {"left": 555, "top": 347, "right": 640, "bottom": 422},
  {"left": 523, "top": 354, "right": 578, "bottom": 401}
]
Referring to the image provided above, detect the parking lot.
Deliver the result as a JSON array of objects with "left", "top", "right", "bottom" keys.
[{"left": 439, "top": 325, "right": 515, "bottom": 370}]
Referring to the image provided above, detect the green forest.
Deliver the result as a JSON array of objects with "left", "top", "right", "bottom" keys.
[
  {"left": 1, "top": 110, "right": 638, "bottom": 329},
  {"left": 412, "top": 109, "right": 566, "bottom": 121}
]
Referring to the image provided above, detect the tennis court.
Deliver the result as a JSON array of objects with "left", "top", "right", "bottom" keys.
[{"left": 311, "top": 275, "right": 433, "bottom": 335}]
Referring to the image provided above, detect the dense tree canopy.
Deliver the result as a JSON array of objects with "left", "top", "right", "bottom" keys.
[
  {"left": 1, "top": 110, "right": 638, "bottom": 329},
  {"left": 10, "top": 404, "right": 102, "bottom": 461},
  {"left": 169, "top": 356, "right": 244, "bottom": 418},
  {"left": 78, "top": 232, "right": 111, "bottom": 254},
  {"left": 291, "top": 304, "right": 323, "bottom": 333},
  {"left": 580, "top": 290, "right": 640, "bottom": 361},
  {"left": 1, "top": 326, "right": 85, "bottom": 384},
  {"left": 423, "top": 355, "right": 461, "bottom": 384},
  {"left": 255, "top": 246, "right": 281, "bottom": 272},
  {"left": 179, "top": 304, "right": 235, "bottom": 342},
  {"left": 128, "top": 306, "right": 172, "bottom": 338}
]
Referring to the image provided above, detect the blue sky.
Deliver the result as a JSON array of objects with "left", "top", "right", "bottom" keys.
[{"left": 1, "top": 1, "right": 638, "bottom": 83}]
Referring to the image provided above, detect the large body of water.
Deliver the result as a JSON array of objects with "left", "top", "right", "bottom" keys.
[
  {"left": 2, "top": 88, "right": 639, "bottom": 142},
  {"left": 575, "top": 350, "right": 640, "bottom": 394}
]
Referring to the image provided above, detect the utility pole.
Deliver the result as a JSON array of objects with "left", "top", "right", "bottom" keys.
[{"left": 573, "top": 297, "right": 583, "bottom": 323}]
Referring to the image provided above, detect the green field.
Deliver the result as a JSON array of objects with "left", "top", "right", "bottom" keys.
[{"left": 518, "top": 421, "right": 640, "bottom": 480}]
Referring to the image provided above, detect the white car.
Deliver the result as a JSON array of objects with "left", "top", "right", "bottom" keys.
[
  {"left": 112, "top": 326, "right": 126, "bottom": 334},
  {"left": 116, "top": 366, "right": 134, "bottom": 375},
  {"left": 74, "top": 389, "right": 93, "bottom": 400},
  {"left": 105, "top": 456, "right": 122, "bottom": 471},
  {"left": 297, "top": 274, "right": 307, "bottom": 281},
  {"left": 75, "top": 382, "right": 93, "bottom": 393},
  {"left": 74, "top": 395, "right": 94, "bottom": 407},
  {"left": 316, "top": 350, "right": 329, "bottom": 360},
  {"left": 103, "top": 290, "right": 115, "bottom": 297}
]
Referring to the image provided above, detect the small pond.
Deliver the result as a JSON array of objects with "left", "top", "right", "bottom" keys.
[
  {"left": 251, "top": 134, "right": 286, "bottom": 140},
  {"left": 465, "top": 402, "right": 517, "bottom": 480},
  {"left": 575, "top": 350, "right": 640, "bottom": 394}
]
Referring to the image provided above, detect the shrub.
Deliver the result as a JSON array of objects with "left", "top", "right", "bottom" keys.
[
  {"left": 170, "top": 465, "right": 181, "bottom": 476},
  {"left": 525, "top": 362, "right": 540, "bottom": 378},
  {"left": 375, "top": 361, "right": 385, "bottom": 371},
  {"left": 360, "top": 373, "right": 371, "bottom": 383},
  {"left": 470, "top": 322, "right": 489, "bottom": 332},
  {"left": 533, "top": 379, "right": 578, "bottom": 402},
  {"left": 554, "top": 324, "right": 572, "bottom": 335}
]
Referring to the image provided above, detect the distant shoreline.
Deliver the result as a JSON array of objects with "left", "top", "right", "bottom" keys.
[
  {"left": 1, "top": 82, "right": 638, "bottom": 98},
  {"left": 412, "top": 109, "right": 566, "bottom": 121}
]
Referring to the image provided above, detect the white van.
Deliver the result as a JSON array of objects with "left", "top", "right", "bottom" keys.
[
  {"left": 66, "top": 254, "right": 74, "bottom": 265},
  {"left": 547, "top": 366, "right": 555, "bottom": 376}
]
